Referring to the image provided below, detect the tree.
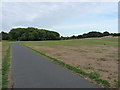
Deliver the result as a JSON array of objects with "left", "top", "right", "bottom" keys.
[
  {"left": 103, "top": 31, "right": 110, "bottom": 36},
  {"left": 2, "top": 31, "right": 9, "bottom": 40},
  {"left": 70, "top": 35, "right": 77, "bottom": 39},
  {"left": 8, "top": 27, "right": 60, "bottom": 41},
  {"left": 111, "top": 33, "right": 120, "bottom": 36},
  {"left": 77, "top": 35, "right": 83, "bottom": 39}
]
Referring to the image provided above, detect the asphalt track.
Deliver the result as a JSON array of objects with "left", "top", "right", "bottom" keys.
[{"left": 12, "top": 42, "right": 103, "bottom": 88}]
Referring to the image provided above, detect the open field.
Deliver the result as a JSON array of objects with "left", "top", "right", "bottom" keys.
[{"left": 23, "top": 37, "right": 119, "bottom": 88}]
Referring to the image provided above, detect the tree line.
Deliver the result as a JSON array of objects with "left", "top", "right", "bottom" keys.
[
  {"left": 1, "top": 27, "right": 60, "bottom": 41},
  {"left": 61, "top": 31, "right": 120, "bottom": 40},
  {"left": 1, "top": 27, "right": 120, "bottom": 41}
]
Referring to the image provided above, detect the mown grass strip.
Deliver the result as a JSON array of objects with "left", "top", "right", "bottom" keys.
[
  {"left": 2, "top": 45, "right": 11, "bottom": 88},
  {"left": 23, "top": 44, "right": 110, "bottom": 88}
]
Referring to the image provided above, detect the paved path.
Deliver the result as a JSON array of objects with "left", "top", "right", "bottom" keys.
[{"left": 12, "top": 42, "right": 101, "bottom": 88}]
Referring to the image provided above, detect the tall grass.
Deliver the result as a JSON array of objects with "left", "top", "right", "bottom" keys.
[
  {"left": 2, "top": 41, "right": 16, "bottom": 88},
  {"left": 2, "top": 45, "right": 11, "bottom": 88}
]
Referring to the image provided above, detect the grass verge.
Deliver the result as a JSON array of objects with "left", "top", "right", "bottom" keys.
[
  {"left": 2, "top": 44, "right": 11, "bottom": 88},
  {"left": 23, "top": 44, "right": 110, "bottom": 88}
]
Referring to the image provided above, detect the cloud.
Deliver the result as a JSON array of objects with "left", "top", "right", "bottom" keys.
[
  {"left": 2, "top": 2, "right": 118, "bottom": 36},
  {"left": 52, "top": 18, "right": 117, "bottom": 30},
  {"left": 25, "top": 14, "right": 38, "bottom": 22},
  {"left": 2, "top": 0, "right": 119, "bottom": 2},
  {"left": 52, "top": 24, "right": 95, "bottom": 30}
]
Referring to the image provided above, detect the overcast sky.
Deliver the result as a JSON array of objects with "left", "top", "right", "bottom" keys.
[{"left": 1, "top": 2, "right": 118, "bottom": 36}]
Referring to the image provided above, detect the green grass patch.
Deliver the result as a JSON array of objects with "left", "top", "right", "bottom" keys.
[
  {"left": 97, "top": 69, "right": 108, "bottom": 72},
  {"left": 84, "top": 67, "right": 94, "bottom": 70},
  {"left": 2, "top": 41, "right": 16, "bottom": 88},
  {"left": 117, "top": 59, "right": 120, "bottom": 61},
  {"left": 23, "top": 44, "right": 110, "bottom": 88},
  {"left": 2, "top": 45, "right": 11, "bottom": 88},
  {"left": 115, "top": 81, "right": 120, "bottom": 87},
  {"left": 23, "top": 37, "right": 118, "bottom": 47},
  {"left": 97, "top": 58, "right": 107, "bottom": 61}
]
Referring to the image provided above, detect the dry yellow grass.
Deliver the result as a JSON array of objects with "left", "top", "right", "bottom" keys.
[{"left": 24, "top": 37, "right": 119, "bottom": 87}]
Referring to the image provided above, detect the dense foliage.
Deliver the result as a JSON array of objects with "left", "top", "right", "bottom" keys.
[
  {"left": 0, "top": 33, "right": 1, "bottom": 41},
  {"left": 1, "top": 27, "right": 120, "bottom": 41},
  {"left": 61, "top": 31, "right": 120, "bottom": 40},
  {"left": 2, "top": 27, "right": 60, "bottom": 41},
  {"left": 1, "top": 32, "right": 9, "bottom": 40}
]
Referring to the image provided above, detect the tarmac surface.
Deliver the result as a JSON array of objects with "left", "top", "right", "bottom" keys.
[{"left": 12, "top": 42, "right": 102, "bottom": 88}]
